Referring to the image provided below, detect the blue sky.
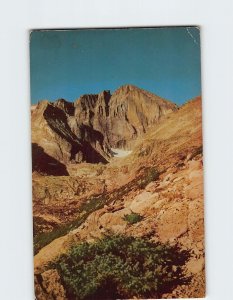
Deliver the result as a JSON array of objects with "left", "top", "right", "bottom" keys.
[{"left": 30, "top": 27, "right": 201, "bottom": 105}]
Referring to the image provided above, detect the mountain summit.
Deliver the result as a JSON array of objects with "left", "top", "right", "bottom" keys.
[
  {"left": 31, "top": 84, "right": 177, "bottom": 172},
  {"left": 107, "top": 84, "right": 177, "bottom": 148}
]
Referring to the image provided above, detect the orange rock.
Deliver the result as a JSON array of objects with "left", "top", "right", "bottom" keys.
[{"left": 156, "top": 202, "right": 188, "bottom": 242}]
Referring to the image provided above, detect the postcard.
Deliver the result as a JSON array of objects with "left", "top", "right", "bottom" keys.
[{"left": 31, "top": 27, "right": 205, "bottom": 299}]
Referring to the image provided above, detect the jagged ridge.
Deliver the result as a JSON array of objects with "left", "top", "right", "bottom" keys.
[{"left": 31, "top": 85, "right": 178, "bottom": 172}]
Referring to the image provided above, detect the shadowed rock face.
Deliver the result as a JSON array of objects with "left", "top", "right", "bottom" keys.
[
  {"left": 53, "top": 98, "right": 75, "bottom": 116},
  {"left": 32, "top": 143, "right": 69, "bottom": 176},
  {"left": 31, "top": 85, "right": 177, "bottom": 168},
  {"left": 69, "top": 90, "right": 111, "bottom": 146},
  {"left": 31, "top": 100, "right": 109, "bottom": 167}
]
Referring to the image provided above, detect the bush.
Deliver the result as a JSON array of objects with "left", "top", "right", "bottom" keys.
[
  {"left": 53, "top": 235, "right": 190, "bottom": 299},
  {"left": 138, "top": 167, "right": 160, "bottom": 189},
  {"left": 123, "top": 212, "right": 143, "bottom": 224}
]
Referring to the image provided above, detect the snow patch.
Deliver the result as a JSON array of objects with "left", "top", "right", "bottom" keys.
[{"left": 111, "top": 148, "right": 132, "bottom": 158}]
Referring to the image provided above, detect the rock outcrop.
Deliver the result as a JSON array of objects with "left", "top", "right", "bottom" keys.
[{"left": 34, "top": 269, "right": 66, "bottom": 300}]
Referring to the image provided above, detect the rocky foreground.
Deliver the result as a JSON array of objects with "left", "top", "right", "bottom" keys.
[{"left": 32, "top": 86, "right": 205, "bottom": 299}]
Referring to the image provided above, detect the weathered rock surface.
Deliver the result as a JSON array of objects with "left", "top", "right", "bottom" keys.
[
  {"left": 107, "top": 84, "right": 177, "bottom": 148},
  {"left": 34, "top": 269, "right": 66, "bottom": 300}
]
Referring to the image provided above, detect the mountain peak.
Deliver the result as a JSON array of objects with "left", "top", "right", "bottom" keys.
[
  {"left": 114, "top": 84, "right": 139, "bottom": 94},
  {"left": 31, "top": 84, "right": 178, "bottom": 165}
]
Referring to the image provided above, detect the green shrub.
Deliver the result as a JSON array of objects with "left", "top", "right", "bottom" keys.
[
  {"left": 53, "top": 234, "right": 190, "bottom": 299},
  {"left": 138, "top": 167, "right": 159, "bottom": 189},
  {"left": 123, "top": 212, "right": 143, "bottom": 224}
]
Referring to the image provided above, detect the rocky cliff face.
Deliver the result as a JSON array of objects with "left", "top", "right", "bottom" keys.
[
  {"left": 31, "top": 85, "right": 177, "bottom": 170},
  {"left": 71, "top": 85, "right": 177, "bottom": 149},
  {"left": 107, "top": 84, "right": 177, "bottom": 148},
  {"left": 31, "top": 100, "right": 110, "bottom": 171}
]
